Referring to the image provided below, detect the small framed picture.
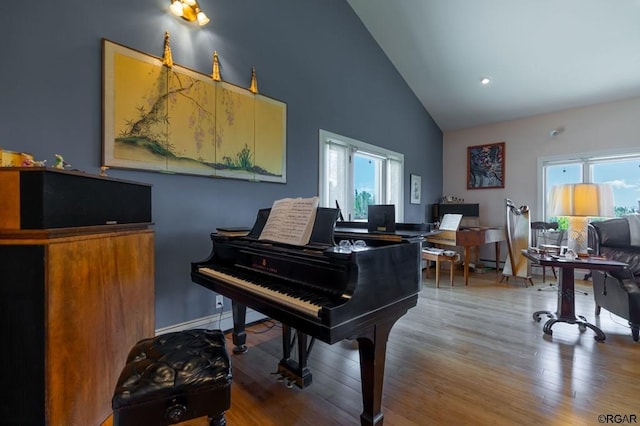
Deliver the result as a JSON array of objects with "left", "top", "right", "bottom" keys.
[
  {"left": 410, "top": 174, "right": 421, "bottom": 204},
  {"left": 560, "top": 246, "right": 568, "bottom": 256}
]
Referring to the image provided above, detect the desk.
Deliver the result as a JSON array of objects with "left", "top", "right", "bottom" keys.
[
  {"left": 426, "top": 227, "right": 504, "bottom": 286},
  {"left": 523, "top": 251, "right": 627, "bottom": 341}
]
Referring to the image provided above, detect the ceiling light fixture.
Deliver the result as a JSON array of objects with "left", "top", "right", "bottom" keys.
[
  {"left": 170, "top": 0, "right": 210, "bottom": 26},
  {"left": 480, "top": 77, "right": 491, "bottom": 85}
]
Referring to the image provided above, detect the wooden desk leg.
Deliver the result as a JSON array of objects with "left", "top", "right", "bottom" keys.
[
  {"left": 449, "top": 258, "right": 454, "bottom": 286},
  {"left": 463, "top": 246, "right": 470, "bottom": 286},
  {"left": 435, "top": 257, "right": 441, "bottom": 288}
]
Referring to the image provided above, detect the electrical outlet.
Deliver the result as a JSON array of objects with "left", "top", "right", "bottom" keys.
[{"left": 216, "top": 295, "right": 224, "bottom": 309}]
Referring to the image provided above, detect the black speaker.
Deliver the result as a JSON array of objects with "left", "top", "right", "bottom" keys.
[{"left": 8, "top": 169, "right": 152, "bottom": 229}]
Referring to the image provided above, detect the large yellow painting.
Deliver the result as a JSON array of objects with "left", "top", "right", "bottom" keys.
[{"left": 102, "top": 39, "right": 287, "bottom": 182}]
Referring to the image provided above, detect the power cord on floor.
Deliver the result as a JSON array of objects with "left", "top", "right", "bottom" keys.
[{"left": 248, "top": 319, "right": 282, "bottom": 334}]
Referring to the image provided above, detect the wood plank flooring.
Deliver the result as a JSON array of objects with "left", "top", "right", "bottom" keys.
[
  {"left": 222, "top": 270, "right": 639, "bottom": 426},
  {"left": 105, "top": 269, "right": 640, "bottom": 425}
]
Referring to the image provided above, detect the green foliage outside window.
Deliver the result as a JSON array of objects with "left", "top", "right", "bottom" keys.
[
  {"left": 550, "top": 205, "right": 637, "bottom": 231},
  {"left": 615, "top": 205, "right": 638, "bottom": 216},
  {"left": 354, "top": 189, "right": 374, "bottom": 220},
  {"left": 549, "top": 216, "right": 569, "bottom": 230}
]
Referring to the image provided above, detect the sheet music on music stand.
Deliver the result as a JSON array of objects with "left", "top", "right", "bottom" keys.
[
  {"left": 259, "top": 196, "right": 319, "bottom": 246},
  {"left": 439, "top": 213, "right": 463, "bottom": 231}
]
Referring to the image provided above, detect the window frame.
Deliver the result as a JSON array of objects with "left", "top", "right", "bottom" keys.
[
  {"left": 537, "top": 148, "right": 640, "bottom": 220},
  {"left": 318, "top": 129, "right": 404, "bottom": 222}
]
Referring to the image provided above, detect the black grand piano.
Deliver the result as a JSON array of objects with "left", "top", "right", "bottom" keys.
[{"left": 191, "top": 207, "right": 422, "bottom": 426}]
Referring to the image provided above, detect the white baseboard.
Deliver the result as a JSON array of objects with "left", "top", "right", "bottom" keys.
[{"left": 155, "top": 308, "right": 266, "bottom": 336}]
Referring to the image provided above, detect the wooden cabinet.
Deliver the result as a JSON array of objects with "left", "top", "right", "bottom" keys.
[{"left": 0, "top": 168, "right": 154, "bottom": 425}]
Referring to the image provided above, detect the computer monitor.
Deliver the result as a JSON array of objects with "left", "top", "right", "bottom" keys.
[{"left": 367, "top": 204, "right": 396, "bottom": 233}]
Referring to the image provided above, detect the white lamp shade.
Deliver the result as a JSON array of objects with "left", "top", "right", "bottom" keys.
[
  {"left": 170, "top": 0, "right": 184, "bottom": 16},
  {"left": 547, "top": 183, "right": 614, "bottom": 218},
  {"left": 197, "top": 11, "right": 210, "bottom": 25},
  {"left": 169, "top": 0, "right": 210, "bottom": 25}
]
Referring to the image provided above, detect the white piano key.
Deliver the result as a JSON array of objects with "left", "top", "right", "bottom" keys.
[{"left": 198, "top": 267, "right": 322, "bottom": 318}]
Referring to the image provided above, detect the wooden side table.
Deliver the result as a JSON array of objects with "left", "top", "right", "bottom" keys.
[{"left": 422, "top": 250, "right": 458, "bottom": 287}]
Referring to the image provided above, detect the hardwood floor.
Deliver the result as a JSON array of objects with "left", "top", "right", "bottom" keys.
[
  {"left": 221, "top": 270, "right": 639, "bottom": 426},
  {"left": 104, "top": 269, "right": 640, "bottom": 425}
]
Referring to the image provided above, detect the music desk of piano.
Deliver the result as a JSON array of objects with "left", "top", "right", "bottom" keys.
[
  {"left": 333, "top": 225, "right": 431, "bottom": 243},
  {"left": 426, "top": 227, "right": 505, "bottom": 285},
  {"left": 191, "top": 208, "right": 421, "bottom": 426}
]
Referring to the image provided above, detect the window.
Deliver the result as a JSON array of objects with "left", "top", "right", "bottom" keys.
[
  {"left": 540, "top": 151, "right": 640, "bottom": 224},
  {"left": 319, "top": 129, "right": 404, "bottom": 222}
]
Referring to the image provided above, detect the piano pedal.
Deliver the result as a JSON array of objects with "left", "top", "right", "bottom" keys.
[
  {"left": 271, "top": 371, "right": 286, "bottom": 383},
  {"left": 271, "top": 371, "right": 296, "bottom": 389}
]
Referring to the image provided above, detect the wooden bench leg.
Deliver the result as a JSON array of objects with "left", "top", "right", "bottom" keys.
[{"left": 423, "top": 251, "right": 453, "bottom": 288}]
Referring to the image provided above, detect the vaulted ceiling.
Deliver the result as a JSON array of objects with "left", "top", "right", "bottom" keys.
[{"left": 348, "top": 0, "right": 640, "bottom": 131}]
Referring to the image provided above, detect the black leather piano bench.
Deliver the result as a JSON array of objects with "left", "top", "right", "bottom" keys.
[{"left": 112, "top": 329, "right": 232, "bottom": 426}]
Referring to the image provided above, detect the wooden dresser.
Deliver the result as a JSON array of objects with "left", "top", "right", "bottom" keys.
[{"left": 0, "top": 168, "right": 154, "bottom": 426}]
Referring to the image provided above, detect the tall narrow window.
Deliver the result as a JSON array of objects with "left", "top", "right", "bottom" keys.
[
  {"left": 319, "top": 130, "right": 404, "bottom": 222},
  {"left": 325, "top": 141, "right": 349, "bottom": 218},
  {"left": 543, "top": 162, "right": 582, "bottom": 217},
  {"left": 354, "top": 152, "right": 383, "bottom": 219}
]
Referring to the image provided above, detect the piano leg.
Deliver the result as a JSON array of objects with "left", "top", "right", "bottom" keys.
[
  {"left": 277, "top": 324, "right": 313, "bottom": 388},
  {"left": 356, "top": 318, "right": 396, "bottom": 426},
  {"left": 231, "top": 301, "right": 248, "bottom": 354}
]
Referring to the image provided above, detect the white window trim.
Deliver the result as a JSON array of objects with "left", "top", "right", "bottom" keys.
[
  {"left": 537, "top": 147, "right": 640, "bottom": 219},
  {"left": 318, "top": 129, "right": 404, "bottom": 221}
]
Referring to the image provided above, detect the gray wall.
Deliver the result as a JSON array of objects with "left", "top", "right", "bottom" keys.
[{"left": 1, "top": 0, "right": 443, "bottom": 328}]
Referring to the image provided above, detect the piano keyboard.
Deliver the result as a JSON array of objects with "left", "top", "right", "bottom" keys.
[{"left": 198, "top": 266, "right": 324, "bottom": 319}]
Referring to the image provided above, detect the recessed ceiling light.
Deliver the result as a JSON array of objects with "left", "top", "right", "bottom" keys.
[{"left": 480, "top": 77, "right": 491, "bottom": 85}]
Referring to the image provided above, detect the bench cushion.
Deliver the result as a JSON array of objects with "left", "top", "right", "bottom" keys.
[{"left": 113, "top": 329, "right": 231, "bottom": 410}]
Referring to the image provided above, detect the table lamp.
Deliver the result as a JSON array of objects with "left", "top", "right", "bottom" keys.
[{"left": 547, "top": 183, "right": 614, "bottom": 256}]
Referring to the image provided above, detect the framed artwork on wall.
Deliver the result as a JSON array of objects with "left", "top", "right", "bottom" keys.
[
  {"left": 102, "top": 39, "right": 287, "bottom": 183},
  {"left": 467, "top": 142, "right": 505, "bottom": 189},
  {"left": 410, "top": 174, "right": 421, "bottom": 204}
]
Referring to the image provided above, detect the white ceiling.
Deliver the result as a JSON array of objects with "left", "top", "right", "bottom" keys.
[{"left": 347, "top": 0, "right": 640, "bottom": 131}]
